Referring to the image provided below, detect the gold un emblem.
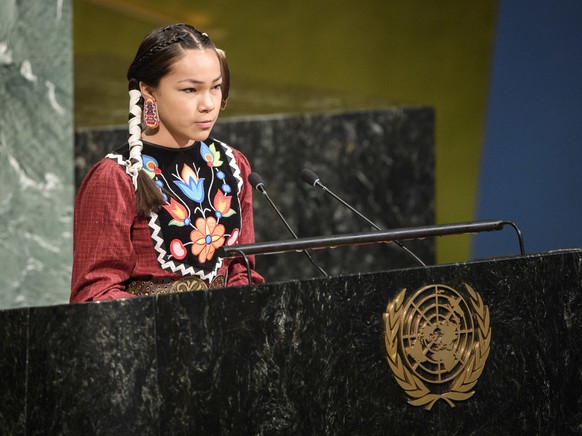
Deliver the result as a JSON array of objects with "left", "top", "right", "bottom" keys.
[{"left": 383, "top": 283, "right": 491, "bottom": 410}]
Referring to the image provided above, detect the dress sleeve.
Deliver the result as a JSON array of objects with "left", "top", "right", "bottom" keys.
[
  {"left": 222, "top": 148, "right": 265, "bottom": 286},
  {"left": 70, "top": 159, "right": 137, "bottom": 302}
]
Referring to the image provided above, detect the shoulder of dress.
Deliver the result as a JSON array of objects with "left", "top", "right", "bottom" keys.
[{"left": 80, "top": 156, "right": 133, "bottom": 188}]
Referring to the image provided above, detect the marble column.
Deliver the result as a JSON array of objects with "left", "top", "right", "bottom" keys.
[{"left": 0, "top": 0, "right": 73, "bottom": 309}]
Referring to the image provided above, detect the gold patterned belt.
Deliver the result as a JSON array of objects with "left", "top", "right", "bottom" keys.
[{"left": 126, "top": 275, "right": 226, "bottom": 296}]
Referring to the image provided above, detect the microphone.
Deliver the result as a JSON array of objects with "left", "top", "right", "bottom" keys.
[
  {"left": 248, "top": 172, "right": 328, "bottom": 277},
  {"left": 300, "top": 168, "right": 426, "bottom": 267}
]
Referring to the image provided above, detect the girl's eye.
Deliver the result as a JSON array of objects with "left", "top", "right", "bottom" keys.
[
  {"left": 183, "top": 88, "right": 196, "bottom": 93},
  {"left": 213, "top": 84, "right": 222, "bottom": 90}
]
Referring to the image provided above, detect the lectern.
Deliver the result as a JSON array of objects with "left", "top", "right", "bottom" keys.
[{"left": 1, "top": 231, "right": 581, "bottom": 434}]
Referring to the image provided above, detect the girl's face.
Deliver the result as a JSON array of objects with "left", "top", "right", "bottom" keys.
[{"left": 141, "top": 48, "right": 223, "bottom": 148}]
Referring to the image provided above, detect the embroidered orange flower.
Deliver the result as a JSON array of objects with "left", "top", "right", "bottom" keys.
[
  {"left": 190, "top": 216, "right": 225, "bottom": 263},
  {"left": 162, "top": 198, "right": 191, "bottom": 226},
  {"left": 213, "top": 190, "right": 236, "bottom": 218}
]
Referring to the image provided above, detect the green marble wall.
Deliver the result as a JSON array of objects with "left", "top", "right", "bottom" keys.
[{"left": 0, "top": 0, "right": 73, "bottom": 309}]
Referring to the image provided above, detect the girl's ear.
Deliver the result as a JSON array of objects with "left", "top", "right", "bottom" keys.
[{"left": 139, "top": 81, "right": 155, "bottom": 100}]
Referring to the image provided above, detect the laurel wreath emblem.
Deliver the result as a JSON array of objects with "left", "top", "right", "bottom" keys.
[{"left": 383, "top": 283, "right": 491, "bottom": 410}]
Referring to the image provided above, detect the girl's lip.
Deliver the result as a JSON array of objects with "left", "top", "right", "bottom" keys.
[{"left": 197, "top": 120, "right": 214, "bottom": 127}]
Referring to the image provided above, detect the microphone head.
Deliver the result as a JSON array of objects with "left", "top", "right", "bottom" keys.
[
  {"left": 248, "top": 172, "right": 266, "bottom": 192},
  {"left": 300, "top": 168, "right": 321, "bottom": 187}
]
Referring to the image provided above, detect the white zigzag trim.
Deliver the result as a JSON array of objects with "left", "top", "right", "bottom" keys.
[
  {"left": 106, "top": 153, "right": 128, "bottom": 171},
  {"left": 215, "top": 139, "right": 244, "bottom": 237},
  {"left": 218, "top": 140, "right": 244, "bottom": 194}
]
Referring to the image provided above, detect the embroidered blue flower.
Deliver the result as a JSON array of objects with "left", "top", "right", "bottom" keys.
[{"left": 173, "top": 163, "right": 205, "bottom": 203}]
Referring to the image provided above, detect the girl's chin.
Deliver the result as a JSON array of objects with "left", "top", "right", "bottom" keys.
[{"left": 192, "top": 134, "right": 211, "bottom": 143}]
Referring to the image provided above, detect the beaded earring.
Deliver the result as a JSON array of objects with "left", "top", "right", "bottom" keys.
[{"left": 144, "top": 97, "right": 159, "bottom": 129}]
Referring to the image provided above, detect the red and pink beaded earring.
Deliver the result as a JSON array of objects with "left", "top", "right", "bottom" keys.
[{"left": 144, "top": 97, "right": 159, "bottom": 129}]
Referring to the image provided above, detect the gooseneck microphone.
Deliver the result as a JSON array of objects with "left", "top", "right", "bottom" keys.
[
  {"left": 299, "top": 168, "right": 426, "bottom": 267},
  {"left": 248, "top": 172, "right": 328, "bottom": 277}
]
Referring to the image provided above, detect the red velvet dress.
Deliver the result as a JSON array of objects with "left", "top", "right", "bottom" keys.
[{"left": 70, "top": 139, "right": 264, "bottom": 303}]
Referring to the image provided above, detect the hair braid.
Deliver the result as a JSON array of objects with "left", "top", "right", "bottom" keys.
[
  {"left": 127, "top": 78, "right": 143, "bottom": 188},
  {"left": 126, "top": 79, "right": 165, "bottom": 217}
]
